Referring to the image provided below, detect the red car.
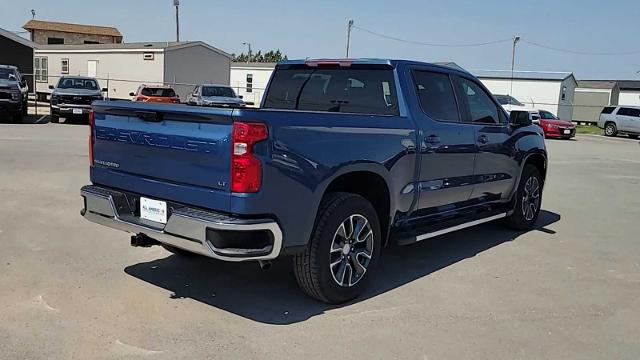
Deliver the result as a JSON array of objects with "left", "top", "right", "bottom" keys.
[
  {"left": 537, "top": 110, "right": 576, "bottom": 139},
  {"left": 129, "top": 85, "right": 180, "bottom": 104}
]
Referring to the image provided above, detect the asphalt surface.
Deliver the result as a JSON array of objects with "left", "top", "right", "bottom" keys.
[{"left": 1, "top": 121, "right": 639, "bottom": 359}]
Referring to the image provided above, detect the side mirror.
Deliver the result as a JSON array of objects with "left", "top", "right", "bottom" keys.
[
  {"left": 509, "top": 111, "right": 532, "bottom": 127},
  {"left": 129, "top": 92, "right": 135, "bottom": 97},
  {"left": 8, "top": 74, "right": 16, "bottom": 81},
  {"left": 101, "top": 88, "right": 108, "bottom": 92},
  {"left": 238, "top": 95, "right": 243, "bottom": 99},
  {"left": 48, "top": 85, "right": 54, "bottom": 90}
]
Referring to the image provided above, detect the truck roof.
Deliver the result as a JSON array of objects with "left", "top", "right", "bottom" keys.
[{"left": 277, "top": 59, "right": 469, "bottom": 74}]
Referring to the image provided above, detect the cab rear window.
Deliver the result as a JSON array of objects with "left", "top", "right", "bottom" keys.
[
  {"left": 263, "top": 68, "right": 399, "bottom": 115},
  {"left": 141, "top": 88, "right": 176, "bottom": 97}
]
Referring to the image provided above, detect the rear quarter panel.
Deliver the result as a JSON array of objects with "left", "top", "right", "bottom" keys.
[{"left": 232, "top": 108, "right": 418, "bottom": 249}]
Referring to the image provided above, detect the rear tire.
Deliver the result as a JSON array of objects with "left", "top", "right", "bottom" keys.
[
  {"left": 505, "top": 165, "right": 543, "bottom": 230},
  {"left": 161, "top": 244, "right": 198, "bottom": 257},
  {"left": 293, "top": 192, "right": 381, "bottom": 304},
  {"left": 604, "top": 122, "right": 617, "bottom": 137}
]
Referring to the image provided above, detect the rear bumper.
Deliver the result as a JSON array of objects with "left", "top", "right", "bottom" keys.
[{"left": 80, "top": 185, "right": 283, "bottom": 262}]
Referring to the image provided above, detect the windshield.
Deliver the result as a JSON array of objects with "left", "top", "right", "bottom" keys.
[
  {"left": 58, "top": 78, "right": 99, "bottom": 90},
  {"left": 495, "top": 95, "right": 524, "bottom": 106},
  {"left": 539, "top": 110, "right": 558, "bottom": 120},
  {"left": 0, "top": 68, "right": 17, "bottom": 81},
  {"left": 202, "top": 86, "right": 236, "bottom": 97},
  {"left": 141, "top": 87, "right": 176, "bottom": 97}
]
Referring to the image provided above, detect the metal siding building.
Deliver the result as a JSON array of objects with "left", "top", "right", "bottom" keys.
[
  {"left": 230, "top": 62, "right": 276, "bottom": 106},
  {"left": 574, "top": 81, "right": 619, "bottom": 123},
  {"left": 473, "top": 70, "right": 578, "bottom": 120},
  {"left": 34, "top": 42, "right": 231, "bottom": 100},
  {"left": 617, "top": 81, "right": 640, "bottom": 106},
  {"left": 0, "top": 28, "right": 35, "bottom": 91}
]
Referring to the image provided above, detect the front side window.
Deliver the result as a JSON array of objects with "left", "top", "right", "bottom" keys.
[
  {"left": 455, "top": 77, "right": 500, "bottom": 124},
  {"left": 263, "top": 67, "right": 399, "bottom": 116},
  {"left": 412, "top": 70, "right": 459, "bottom": 122},
  {"left": 34, "top": 57, "right": 48, "bottom": 82},
  {"left": 618, "top": 107, "right": 640, "bottom": 117},
  {"left": 61, "top": 59, "right": 69, "bottom": 74}
]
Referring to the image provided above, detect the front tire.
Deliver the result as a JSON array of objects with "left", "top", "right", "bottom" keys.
[
  {"left": 50, "top": 110, "right": 59, "bottom": 124},
  {"left": 293, "top": 192, "right": 381, "bottom": 304},
  {"left": 505, "top": 165, "right": 543, "bottom": 230},
  {"left": 604, "top": 122, "right": 617, "bottom": 137}
]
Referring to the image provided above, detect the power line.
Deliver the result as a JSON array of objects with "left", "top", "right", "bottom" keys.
[
  {"left": 521, "top": 39, "right": 640, "bottom": 56},
  {"left": 352, "top": 25, "right": 513, "bottom": 48}
]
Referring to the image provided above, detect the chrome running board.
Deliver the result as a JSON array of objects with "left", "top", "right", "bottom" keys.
[{"left": 414, "top": 213, "right": 507, "bottom": 242}]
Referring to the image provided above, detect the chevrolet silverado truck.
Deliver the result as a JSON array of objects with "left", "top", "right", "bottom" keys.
[
  {"left": 81, "top": 59, "right": 547, "bottom": 303},
  {"left": 0, "top": 65, "right": 29, "bottom": 123},
  {"left": 49, "top": 76, "right": 106, "bottom": 123}
]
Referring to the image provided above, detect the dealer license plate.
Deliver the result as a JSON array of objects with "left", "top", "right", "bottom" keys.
[
  {"left": 140, "top": 197, "right": 167, "bottom": 224},
  {"left": 72, "top": 108, "right": 83, "bottom": 115},
  {"left": 563, "top": 129, "right": 571, "bottom": 135}
]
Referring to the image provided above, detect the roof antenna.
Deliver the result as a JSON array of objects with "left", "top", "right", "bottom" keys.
[{"left": 31, "top": 9, "right": 36, "bottom": 19}]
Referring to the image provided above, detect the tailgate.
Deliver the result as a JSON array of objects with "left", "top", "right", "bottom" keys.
[{"left": 91, "top": 101, "right": 234, "bottom": 211}]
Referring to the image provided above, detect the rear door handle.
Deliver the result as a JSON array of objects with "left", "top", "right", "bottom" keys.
[
  {"left": 477, "top": 134, "right": 489, "bottom": 144},
  {"left": 425, "top": 135, "right": 441, "bottom": 145}
]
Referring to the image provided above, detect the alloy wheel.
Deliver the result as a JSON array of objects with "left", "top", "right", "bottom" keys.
[
  {"left": 329, "top": 214, "right": 374, "bottom": 287},
  {"left": 522, "top": 176, "right": 541, "bottom": 221}
]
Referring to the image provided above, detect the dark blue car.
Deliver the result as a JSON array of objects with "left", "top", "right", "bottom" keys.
[{"left": 81, "top": 59, "right": 547, "bottom": 303}]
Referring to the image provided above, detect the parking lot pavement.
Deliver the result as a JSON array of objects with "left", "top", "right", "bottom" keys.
[{"left": 0, "top": 125, "right": 638, "bottom": 359}]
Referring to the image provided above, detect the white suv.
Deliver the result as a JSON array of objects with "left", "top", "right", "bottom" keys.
[{"left": 598, "top": 106, "right": 640, "bottom": 139}]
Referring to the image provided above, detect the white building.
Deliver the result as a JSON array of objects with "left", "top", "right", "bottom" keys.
[
  {"left": 473, "top": 70, "right": 578, "bottom": 121},
  {"left": 616, "top": 81, "right": 640, "bottom": 106},
  {"left": 33, "top": 41, "right": 231, "bottom": 100},
  {"left": 230, "top": 62, "right": 276, "bottom": 106}
]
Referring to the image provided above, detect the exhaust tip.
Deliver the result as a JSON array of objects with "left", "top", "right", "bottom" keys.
[{"left": 258, "top": 260, "right": 272, "bottom": 271}]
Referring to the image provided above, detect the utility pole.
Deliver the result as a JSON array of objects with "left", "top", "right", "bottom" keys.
[
  {"left": 242, "top": 42, "right": 252, "bottom": 63},
  {"left": 510, "top": 36, "right": 520, "bottom": 103},
  {"left": 174, "top": 0, "right": 180, "bottom": 42},
  {"left": 346, "top": 19, "right": 354, "bottom": 58}
]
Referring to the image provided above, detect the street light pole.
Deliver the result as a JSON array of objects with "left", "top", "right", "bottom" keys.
[
  {"left": 346, "top": 19, "right": 354, "bottom": 58},
  {"left": 510, "top": 36, "right": 520, "bottom": 103},
  {"left": 242, "top": 42, "right": 252, "bottom": 63},
  {"left": 174, "top": 0, "right": 180, "bottom": 42}
]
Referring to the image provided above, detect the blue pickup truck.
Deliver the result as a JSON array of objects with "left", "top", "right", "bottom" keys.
[{"left": 81, "top": 59, "right": 547, "bottom": 303}]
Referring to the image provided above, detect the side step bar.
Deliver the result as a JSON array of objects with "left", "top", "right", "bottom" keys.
[{"left": 395, "top": 212, "right": 507, "bottom": 245}]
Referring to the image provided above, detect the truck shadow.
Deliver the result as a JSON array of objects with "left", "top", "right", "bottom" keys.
[{"left": 124, "top": 210, "right": 560, "bottom": 325}]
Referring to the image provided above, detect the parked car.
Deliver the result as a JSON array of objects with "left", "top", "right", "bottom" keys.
[
  {"left": 598, "top": 106, "right": 640, "bottom": 139},
  {"left": 0, "top": 65, "right": 29, "bottom": 123},
  {"left": 49, "top": 76, "right": 106, "bottom": 123},
  {"left": 187, "top": 84, "right": 246, "bottom": 107},
  {"left": 130, "top": 85, "right": 180, "bottom": 104},
  {"left": 537, "top": 110, "right": 576, "bottom": 139},
  {"left": 81, "top": 59, "right": 547, "bottom": 303}
]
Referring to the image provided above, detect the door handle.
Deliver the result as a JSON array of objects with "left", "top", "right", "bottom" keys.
[
  {"left": 477, "top": 134, "right": 489, "bottom": 144},
  {"left": 425, "top": 135, "right": 441, "bottom": 145}
]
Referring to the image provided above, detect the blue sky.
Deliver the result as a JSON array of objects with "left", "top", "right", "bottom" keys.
[{"left": 2, "top": 0, "right": 639, "bottom": 79}]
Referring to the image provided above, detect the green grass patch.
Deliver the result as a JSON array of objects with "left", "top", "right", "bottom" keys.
[{"left": 575, "top": 125, "right": 603, "bottom": 135}]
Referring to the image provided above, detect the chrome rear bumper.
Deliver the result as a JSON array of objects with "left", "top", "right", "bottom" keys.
[{"left": 80, "top": 185, "right": 283, "bottom": 262}]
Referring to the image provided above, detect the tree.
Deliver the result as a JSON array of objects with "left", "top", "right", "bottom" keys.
[{"left": 232, "top": 49, "right": 288, "bottom": 63}]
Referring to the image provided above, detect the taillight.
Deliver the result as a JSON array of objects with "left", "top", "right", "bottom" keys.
[
  {"left": 88, "top": 110, "right": 95, "bottom": 165},
  {"left": 231, "top": 122, "right": 268, "bottom": 193}
]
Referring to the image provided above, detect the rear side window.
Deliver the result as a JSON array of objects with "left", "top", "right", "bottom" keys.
[
  {"left": 141, "top": 87, "right": 176, "bottom": 97},
  {"left": 263, "top": 68, "right": 399, "bottom": 115},
  {"left": 601, "top": 106, "right": 615, "bottom": 115},
  {"left": 413, "top": 71, "right": 459, "bottom": 122},
  {"left": 617, "top": 107, "right": 640, "bottom": 117}
]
